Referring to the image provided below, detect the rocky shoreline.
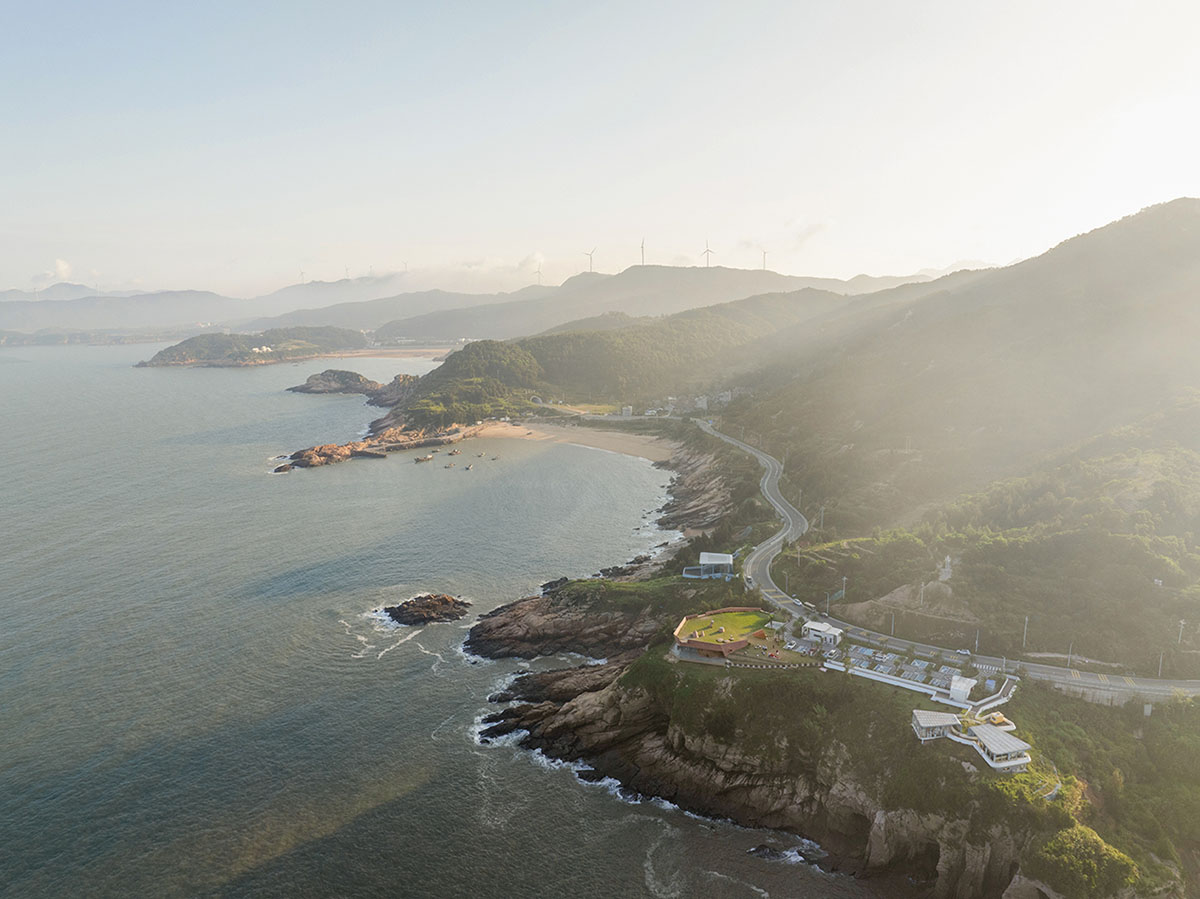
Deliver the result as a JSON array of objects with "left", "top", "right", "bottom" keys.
[
  {"left": 468, "top": 604, "right": 1046, "bottom": 899},
  {"left": 463, "top": 449, "right": 1056, "bottom": 899}
]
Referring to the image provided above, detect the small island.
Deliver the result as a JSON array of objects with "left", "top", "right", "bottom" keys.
[
  {"left": 137, "top": 326, "right": 368, "bottom": 367},
  {"left": 288, "top": 369, "right": 383, "bottom": 395},
  {"left": 381, "top": 593, "right": 471, "bottom": 625}
]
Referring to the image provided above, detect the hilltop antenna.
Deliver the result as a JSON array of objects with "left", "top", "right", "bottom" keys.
[
  {"left": 535, "top": 264, "right": 543, "bottom": 286},
  {"left": 584, "top": 247, "right": 595, "bottom": 272},
  {"left": 641, "top": 238, "right": 645, "bottom": 266},
  {"left": 702, "top": 240, "right": 714, "bottom": 268},
  {"left": 762, "top": 249, "right": 767, "bottom": 270}
]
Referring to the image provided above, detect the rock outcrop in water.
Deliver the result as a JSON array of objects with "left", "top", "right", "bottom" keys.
[
  {"left": 288, "top": 369, "right": 383, "bottom": 395},
  {"left": 382, "top": 593, "right": 471, "bottom": 625}
]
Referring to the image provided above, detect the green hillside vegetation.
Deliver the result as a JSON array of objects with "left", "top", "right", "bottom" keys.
[
  {"left": 139, "top": 326, "right": 366, "bottom": 366},
  {"left": 619, "top": 655, "right": 1165, "bottom": 895},
  {"left": 772, "top": 419, "right": 1200, "bottom": 675},
  {"left": 539, "top": 310, "right": 649, "bottom": 335},
  {"left": 394, "top": 291, "right": 845, "bottom": 428},
  {"left": 727, "top": 199, "right": 1200, "bottom": 532}
]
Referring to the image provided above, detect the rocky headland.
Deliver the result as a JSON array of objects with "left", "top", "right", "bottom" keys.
[
  {"left": 382, "top": 593, "right": 471, "bottom": 625},
  {"left": 468, "top": 589, "right": 1078, "bottom": 899}
]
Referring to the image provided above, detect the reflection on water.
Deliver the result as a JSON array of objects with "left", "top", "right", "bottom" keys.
[{"left": 1, "top": 345, "right": 875, "bottom": 898}]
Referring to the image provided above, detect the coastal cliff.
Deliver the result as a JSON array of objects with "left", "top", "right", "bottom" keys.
[
  {"left": 468, "top": 579, "right": 1166, "bottom": 899},
  {"left": 480, "top": 656, "right": 1035, "bottom": 899}
]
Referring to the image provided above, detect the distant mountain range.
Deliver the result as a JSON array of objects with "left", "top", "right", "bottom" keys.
[
  {"left": 0, "top": 267, "right": 940, "bottom": 339},
  {"left": 370, "top": 266, "right": 934, "bottom": 342}
]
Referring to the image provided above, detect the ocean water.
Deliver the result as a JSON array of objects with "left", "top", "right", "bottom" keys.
[{"left": 0, "top": 345, "right": 877, "bottom": 898}]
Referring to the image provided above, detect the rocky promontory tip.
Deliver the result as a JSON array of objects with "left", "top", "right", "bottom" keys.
[{"left": 381, "top": 593, "right": 471, "bottom": 625}]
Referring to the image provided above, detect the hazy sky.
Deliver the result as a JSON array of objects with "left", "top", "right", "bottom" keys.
[{"left": 3, "top": 1, "right": 1198, "bottom": 297}]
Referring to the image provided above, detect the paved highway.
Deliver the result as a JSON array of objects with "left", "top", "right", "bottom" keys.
[{"left": 696, "top": 420, "right": 1200, "bottom": 700}]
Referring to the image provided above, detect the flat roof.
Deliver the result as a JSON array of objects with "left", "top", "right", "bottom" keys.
[
  {"left": 699, "top": 552, "right": 733, "bottom": 565},
  {"left": 912, "top": 709, "right": 960, "bottom": 728},
  {"left": 970, "top": 723, "right": 1031, "bottom": 755},
  {"left": 803, "top": 621, "right": 843, "bottom": 635}
]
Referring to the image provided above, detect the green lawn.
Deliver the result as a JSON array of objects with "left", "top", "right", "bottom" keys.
[{"left": 683, "top": 610, "right": 770, "bottom": 644}]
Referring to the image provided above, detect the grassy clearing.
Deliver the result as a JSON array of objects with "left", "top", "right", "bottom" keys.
[{"left": 681, "top": 610, "right": 770, "bottom": 644}]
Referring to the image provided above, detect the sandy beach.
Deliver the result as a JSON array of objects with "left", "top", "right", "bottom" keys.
[
  {"left": 323, "top": 347, "right": 449, "bottom": 360},
  {"left": 471, "top": 421, "right": 676, "bottom": 463}
]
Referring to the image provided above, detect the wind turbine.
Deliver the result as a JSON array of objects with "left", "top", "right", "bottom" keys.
[
  {"left": 640, "top": 238, "right": 645, "bottom": 266},
  {"left": 702, "top": 240, "right": 714, "bottom": 267},
  {"left": 584, "top": 247, "right": 596, "bottom": 272},
  {"left": 762, "top": 249, "right": 767, "bottom": 271}
]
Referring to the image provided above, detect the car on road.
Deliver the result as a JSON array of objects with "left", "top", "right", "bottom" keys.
[{"left": 955, "top": 648, "right": 971, "bottom": 656}]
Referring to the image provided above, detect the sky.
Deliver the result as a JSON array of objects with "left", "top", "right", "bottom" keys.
[{"left": 2, "top": 0, "right": 1198, "bottom": 297}]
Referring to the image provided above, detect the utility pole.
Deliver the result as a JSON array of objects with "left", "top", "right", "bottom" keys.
[
  {"left": 784, "top": 571, "right": 789, "bottom": 594},
  {"left": 919, "top": 582, "right": 925, "bottom": 606},
  {"left": 1067, "top": 640, "right": 1074, "bottom": 668},
  {"left": 975, "top": 629, "right": 979, "bottom": 654},
  {"left": 1159, "top": 651, "right": 1165, "bottom": 678},
  {"left": 818, "top": 506, "right": 825, "bottom": 529},
  {"left": 1180, "top": 620, "right": 1186, "bottom": 644},
  {"left": 891, "top": 611, "right": 896, "bottom": 636},
  {"left": 1023, "top": 615, "right": 1029, "bottom": 650},
  {"left": 842, "top": 576, "right": 847, "bottom": 604}
]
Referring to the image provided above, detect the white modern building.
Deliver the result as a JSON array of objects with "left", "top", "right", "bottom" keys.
[
  {"left": 911, "top": 709, "right": 961, "bottom": 742},
  {"left": 968, "top": 724, "right": 1032, "bottom": 772},
  {"left": 682, "top": 552, "right": 734, "bottom": 580},
  {"left": 802, "top": 620, "right": 844, "bottom": 646},
  {"left": 949, "top": 675, "right": 977, "bottom": 703}
]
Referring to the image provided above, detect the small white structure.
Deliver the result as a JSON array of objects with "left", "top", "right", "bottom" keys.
[
  {"left": 911, "top": 709, "right": 960, "bottom": 742},
  {"left": 949, "top": 675, "right": 976, "bottom": 703},
  {"left": 968, "top": 724, "right": 1032, "bottom": 772},
  {"left": 621, "top": 405, "right": 633, "bottom": 418},
  {"left": 682, "top": 552, "right": 734, "bottom": 580},
  {"left": 802, "top": 621, "right": 843, "bottom": 646}
]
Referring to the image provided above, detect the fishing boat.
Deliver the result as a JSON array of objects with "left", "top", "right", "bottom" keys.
[
  {"left": 444, "top": 462, "right": 455, "bottom": 468},
  {"left": 415, "top": 454, "right": 434, "bottom": 463},
  {"left": 465, "top": 464, "right": 474, "bottom": 471},
  {"left": 476, "top": 452, "right": 485, "bottom": 457},
  {"left": 448, "top": 448, "right": 462, "bottom": 456},
  {"left": 491, "top": 456, "right": 500, "bottom": 461}
]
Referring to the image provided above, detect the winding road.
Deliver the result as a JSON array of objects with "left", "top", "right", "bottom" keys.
[{"left": 697, "top": 420, "right": 1200, "bottom": 701}]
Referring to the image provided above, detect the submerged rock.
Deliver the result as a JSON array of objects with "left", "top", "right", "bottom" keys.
[{"left": 382, "top": 593, "right": 471, "bottom": 625}]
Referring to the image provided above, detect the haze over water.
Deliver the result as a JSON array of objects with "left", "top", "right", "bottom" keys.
[{"left": 0, "top": 346, "right": 876, "bottom": 897}]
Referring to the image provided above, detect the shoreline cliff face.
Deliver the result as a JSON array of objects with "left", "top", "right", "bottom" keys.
[{"left": 477, "top": 657, "right": 1036, "bottom": 899}]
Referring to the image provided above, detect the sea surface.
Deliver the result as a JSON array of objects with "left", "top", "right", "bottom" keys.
[{"left": 0, "top": 345, "right": 879, "bottom": 898}]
